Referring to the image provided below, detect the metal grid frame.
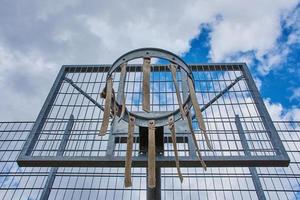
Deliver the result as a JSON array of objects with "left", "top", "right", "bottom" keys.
[
  {"left": 17, "top": 63, "right": 289, "bottom": 167},
  {"left": 1, "top": 121, "right": 299, "bottom": 200}
]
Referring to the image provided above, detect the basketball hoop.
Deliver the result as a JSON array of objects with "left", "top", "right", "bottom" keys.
[
  {"left": 102, "top": 48, "right": 194, "bottom": 127},
  {"left": 99, "top": 48, "right": 212, "bottom": 187},
  {"left": 17, "top": 51, "right": 290, "bottom": 195}
]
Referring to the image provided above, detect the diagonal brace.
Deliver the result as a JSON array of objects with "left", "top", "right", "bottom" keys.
[
  {"left": 200, "top": 75, "right": 244, "bottom": 113},
  {"left": 64, "top": 77, "right": 113, "bottom": 117}
]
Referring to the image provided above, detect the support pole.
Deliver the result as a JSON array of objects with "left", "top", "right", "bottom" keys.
[
  {"left": 147, "top": 167, "right": 161, "bottom": 200},
  {"left": 40, "top": 114, "right": 74, "bottom": 200},
  {"left": 139, "top": 125, "right": 163, "bottom": 200}
]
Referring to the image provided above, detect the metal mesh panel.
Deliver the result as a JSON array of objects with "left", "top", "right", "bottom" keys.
[
  {"left": 18, "top": 64, "right": 288, "bottom": 167},
  {"left": 0, "top": 122, "right": 48, "bottom": 200},
  {"left": 0, "top": 121, "right": 299, "bottom": 199}
]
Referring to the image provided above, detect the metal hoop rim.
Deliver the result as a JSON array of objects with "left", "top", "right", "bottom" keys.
[
  {"left": 107, "top": 48, "right": 194, "bottom": 81},
  {"left": 107, "top": 48, "right": 194, "bottom": 127}
]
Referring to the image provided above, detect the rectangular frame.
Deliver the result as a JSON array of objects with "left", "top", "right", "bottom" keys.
[{"left": 17, "top": 63, "right": 290, "bottom": 167}]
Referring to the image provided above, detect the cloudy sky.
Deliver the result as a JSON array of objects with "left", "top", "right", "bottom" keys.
[{"left": 0, "top": 0, "right": 300, "bottom": 121}]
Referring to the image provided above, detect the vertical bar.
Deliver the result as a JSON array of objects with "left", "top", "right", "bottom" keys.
[
  {"left": 40, "top": 168, "right": 58, "bottom": 200},
  {"left": 181, "top": 69, "right": 196, "bottom": 157},
  {"left": 147, "top": 167, "right": 161, "bottom": 200},
  {"left": 40, "top": 114, "right": 74, "bottom": 200},
  {"left": 148, "top": 121, "right": 156, "bottom": 188},
  {"left": 241, "top": 64, "right": 289, "bottom": 159},
  {"left": 116, "top": 63, "right": 127, "bottom": 103},
  {"left": 140, "top": 124, "right": 163, "bottom": 200},
  {"left": 235, "top": 115, "right": 266, "bottom": 200},
  {"left": 106, "top": 64, "right": 127, "bottom": 157},
  {"left": 180, "top": 68, "right": 188, "bottom": 99},
  {"left": 57, "top": 115, "right": 74, "bottom": 155},
  {"left": 106, "top": 128, "right": 115, "bottom": 157},
  {"left": 142, "top": 58, "right": 151, "bottom": 112}
]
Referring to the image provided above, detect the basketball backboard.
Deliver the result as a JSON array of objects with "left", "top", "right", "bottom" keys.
[{"left": 17, "top": 61, "right": 289, "bottom": 168}]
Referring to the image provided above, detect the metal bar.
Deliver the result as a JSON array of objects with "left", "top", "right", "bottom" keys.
[
  {"left": 106, "top": 126, "right": 116, "bottom": 157},
  {"left": 57, "top": 114, "right": 74, "bottom": 155},
  {"left": 235, "top": 115, "right": 266, "bottom": 200},
  {"left": 181, "top": 69, "right": 197, "bottom": 157},
  {"left": 39, "top": 168, "right": 57, "bottom": 200},
  {"left": 235, "top": 115, "right": 251, "bottom": 156},
  {"left": 107, "top": 63, "right": 128, "bottom": 157},
  {"left": 63, "top": 63, "right": 242, "bottom": 73},
  {"left": 241, "top": 64, "right": 289, "bottom": 160},
  {"left": 147, "top": 167, "right": 161, "bottom": 200},
  {"left": 40, "top": 114, "right": 74, "bottom": 200},
  {"left": 18, "top": 155, "right": 289, "bottom": 167},
  {"left": 144, "top": 123, "right": 163, "bottom": 200},
  {"left": 63, "top": 77, "right": 109, "bottom": 115},
  {"left": 199, "top": 75, "right": 244, "bottom": 113},
  {"left": 116, "top": 64, "right": 127, "bottom": 103},
  {"left": 180, "top": 67, "right": 188, "bottom": 100},
  {"left": 235, "top": 116, "right": 268, "bottom": 198}
]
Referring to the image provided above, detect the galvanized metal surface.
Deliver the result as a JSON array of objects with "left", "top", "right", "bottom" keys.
[
  {"left": 107, "top": 48, "right": 194, "bottom": 127},
  {"left": 17, "top": 63, "right": 289, "bottom": 168}
]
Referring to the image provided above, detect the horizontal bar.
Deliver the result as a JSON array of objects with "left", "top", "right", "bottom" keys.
[
  {"left": 18, "top": 155, "right": 290, "bottom": 168},
  {"left": 63, "top": 64, "right": 243, "bottom": 73},
  {"left": 114, "top": 136, "right": 189, "bottom": 143}
]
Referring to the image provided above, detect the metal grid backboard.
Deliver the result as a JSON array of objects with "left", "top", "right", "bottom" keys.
[{"left": 17, "top": 63, "right": 289, "bottom": 167}]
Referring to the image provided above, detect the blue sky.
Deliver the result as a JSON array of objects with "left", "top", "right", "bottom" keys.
[
  {"left": 184, "top": 14, "right": 300, "bottom": 109},
  {"left": 0, "top": 2, "right": 300, "bottom": 199},
  {"left": 184, "top": 3, "right": 300, "bottom": 121},
  {"left": 0, "top": 0, "right": 299, "bottom": 121}
]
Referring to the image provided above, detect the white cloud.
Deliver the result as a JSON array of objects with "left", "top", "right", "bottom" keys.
[
  {"left": 208, "top": 0, "right": 299, "bottom": 75},
  {"left": 286, "top": 6, "right": 300, "bottom": 44},
  {"left": 290, "top": 87, "right": 300, "bottom": 102},
  {"left": 0, "top": 47, "right": 58, "bottom": 121},
  {"left": 264, "top": 98, "right": 300, "bottom": 121},
  {"left": 0, "top": 0, "right": 210, "bottom": 120},
  {"left": 264, "top": 98, "right": 285, "bottom": 121},
  {"left": 256, "top": 47, "right": 290, "bottom": 75},
  {"left": 284, "top": 107, "right": 300, "bottom": 121},
  {"left": 0, "top": 0, "right": 299, "bottom": 120}
]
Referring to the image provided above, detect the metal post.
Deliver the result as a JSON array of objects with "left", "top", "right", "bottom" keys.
[
  {"left": 180, "top": 69, "right": 196, "bottom": 158},
  {"left": 139, "top": 125, "right": 163, "bottom": 200},
  {"left": 147, "top": 167, "right": 161, "bottom": 200},
  {"left": 106, "top": 66, "right": 128, "bottom": 157},
  {"left": 235, "top": 115, "right": 266, "bottom": 200},
  {"left": 40, "top": 114, "right": 74, "bottom": 200}
]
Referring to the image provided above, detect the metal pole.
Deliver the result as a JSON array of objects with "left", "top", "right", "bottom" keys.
[
  {"left": 235, "top": 115, "right": 266, "bottom": 200},
  {"left": 140, "top": 125, "right": 163, "bottom": 200},
  {"left": 147, "top": 167, "right": 161, "bottom": 200},
  {"left": 40, "top": 114, "right": 74, "bottom": 200}
]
